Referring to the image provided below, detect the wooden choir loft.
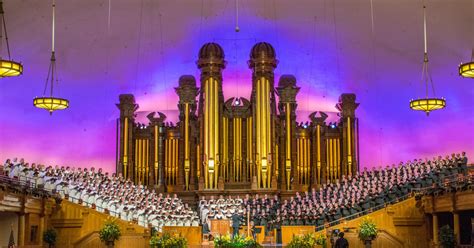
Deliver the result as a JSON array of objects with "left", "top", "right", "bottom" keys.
[{"left": 116, "top": 42, "right": 360, "bottom": 197}]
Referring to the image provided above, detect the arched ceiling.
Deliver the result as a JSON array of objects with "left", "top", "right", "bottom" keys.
[{"left": 1, "top": 0, "right": 473, "bottom": 171}]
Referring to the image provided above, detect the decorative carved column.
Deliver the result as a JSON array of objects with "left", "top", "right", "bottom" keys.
[
  {"left": 116, "top": 94, "right": 139, "bottom": 180},
  {"left": 197, "top": 43, "right": 226, "bottom": 189},
  {"left": 309, "top": 111, "right": 328, "bottom": 187},
  {"left": 175, "top": 75, "right": 199, "bottom": 191},
  {"left": 276, "top": 75, "right": 299, "bottom": 191},
  {"left": 147, "top": 112, "right": 166, "bottom": 191},
  {"left": 249, "top": 42, "right": 278, "bottom": 189},
  {"left": 336, "top": 93, "right": 359, "bottom": 177}
]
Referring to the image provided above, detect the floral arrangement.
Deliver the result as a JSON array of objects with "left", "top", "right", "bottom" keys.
[
  {"left": 98, "top": 219, "right": 121, "bottom": 245},
  {"left": 315, "top": 233, "right": 328, "bottom": 248},
  {"left": 213, "top": 234, "right": 262, "bottom": 248},
  {"left": 358, "top": 216, "right": 378, "bottom": 241},
  {"left": 286, "top": 233, "right": 318, "bottom": 248},
  {"left": 149, "top": 233, "right": 187, "bottom": 248}
]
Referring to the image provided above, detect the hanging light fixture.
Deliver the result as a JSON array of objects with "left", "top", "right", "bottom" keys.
[
  {"left": 33, "top": 0, "right": 69, "bottom": 115},
  {"left": 458, "top": 50, "right": 474, "bottom": 78},
  {"left": 0, "top": 0, "right": 23, "bottom": 78},
  {"left": 409, "top": 1, "right": 445, "bottom": 116}
]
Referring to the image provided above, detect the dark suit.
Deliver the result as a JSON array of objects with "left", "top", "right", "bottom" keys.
[{"left": 231, "top": 213, "right": 241, "bottom": 238}]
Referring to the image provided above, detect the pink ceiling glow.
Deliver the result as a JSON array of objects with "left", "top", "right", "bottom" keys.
[{"left": 1, "top": 0, "right": 473, "bottom": 172}]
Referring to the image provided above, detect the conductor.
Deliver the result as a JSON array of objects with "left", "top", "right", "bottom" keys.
[{"left": 231, "top": 212, "right": 242, "bottom": 238}]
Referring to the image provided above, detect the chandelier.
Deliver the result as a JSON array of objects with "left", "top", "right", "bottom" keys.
[
  {"left": 0, "top": 0, "right": 23, "bottom": 78},
  {"left": 459, "top": 50, "right": 474, "bottom": 78},
  {"left": 409, "top": 2, "right": 445, "bottom": 116},
  {"left": 33, "top": 0, "right": 69, "bottom": 114}
]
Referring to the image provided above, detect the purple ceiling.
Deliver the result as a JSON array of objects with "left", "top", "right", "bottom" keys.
[{"left": 1, "top": 0, "right": 473, "bottom": 172}]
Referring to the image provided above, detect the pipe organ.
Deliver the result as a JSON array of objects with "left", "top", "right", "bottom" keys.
[{"left": 116, "top": 42, "right": 359, "bottom": 194}]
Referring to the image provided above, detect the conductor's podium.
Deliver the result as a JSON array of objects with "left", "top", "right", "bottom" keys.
[
  {"left": 210, "top": 219, "right": 231, "bottom": 236},
  {"left": 210, "top": 220, "right": 265, "bottom": 244},
  {"left": 162, "top": 226, "right": 202, "bottom": 246},
  {"left": 281, "top": 226, "right": 316, "bottom": 244}
]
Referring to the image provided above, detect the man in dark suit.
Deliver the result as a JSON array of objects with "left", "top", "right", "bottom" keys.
[
  {"left": 334, "top": 232, "right": 349, "bottom": 248},
  {"left": 231, "top": 212, "right": 242, "bottom": 238}
]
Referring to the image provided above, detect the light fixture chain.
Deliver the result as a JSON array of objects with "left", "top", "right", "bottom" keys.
[
  {"left": 2, "top": 15, "right": 11, "bottom": 59},
  {"left": 52, "top": 0, "right": 55, "bottom": 53},
  {"left": 43, "top": 60, "right": 53, "bottom": 96},
  {"left": 0, "top": 0, "right": 4, "bottom": 58},
  {"left": 423, "top": 2, "right": 427, "bottom": 55},
  {"left": 235, "top": 0, "right": 239, "bottom": 32}
]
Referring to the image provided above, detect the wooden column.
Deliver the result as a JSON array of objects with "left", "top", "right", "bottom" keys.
[
  {"left": 433, "top": 214, "right": 439, "bottom": 245},
  {"left": 18, "top": 213, "right": 25, "bottom": 246},
  {"left": 453, "top": 212, "right": 460, "bottom": 245}
]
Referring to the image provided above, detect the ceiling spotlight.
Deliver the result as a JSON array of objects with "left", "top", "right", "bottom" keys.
[{"left": 330, "top": 123, "right": 336, "bottom": 129}]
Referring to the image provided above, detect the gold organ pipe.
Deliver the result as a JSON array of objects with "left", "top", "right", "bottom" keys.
[
  {"left": 171, "top": 138, "right": 174, "bottom": 185},
  {"left": 329, "top": 139, "right": 333, "bottom": 182},
  {"left": 145, "top": 140, "right": 148, "bottom": 185},
  {"left": 165, "top": 139, "right": 168, "bottom": 184},
  {"left": 332, "top": 139, "right": 337, "bottom": 181},
  {"left": 223, "top": 117, "right": 227, "bottom": 181},
  {"left": 297, "top": 138, "right": 301, "bottom": 184},
  {"left": 262, "top": 77, "right": 269, "bottom": 188},
  {"left": 265, "top": 79, "right": 271, "bottom": 187},
  {"left": 204, "top": 79, "right": 209, "bottom": 188},
  {"left": 247, "top": 117, "right": 253, "bottom": 181},
  {"left": 285, "top": 103, "right": 291, "bottom": 162},
  {"left": 304, "top": 138, "right": 307, "bottom": 185},
  {"left": 123, "top": 117, "right": 128, "bottom": 179},
  {"left": 213, "top": 78, "right": 219, "bottom": 187},
  {"left": 197, "top": 144, "right": 200, "bottom": 178},
  {"left": 185, "top": 103, "right": 189, "bottom": 189},
  {"left": 134, "top": 139, "right": 138, "bottom": 183},
  {"left": 209, "top": 79, "right": 214, "bottom": 160},
  {"left": 347, "top": 117, "right": 352, "bottom": 176},
  {"left": 275, "top": 143, "right": 279, "bottom": 177},
  {"left": 305, "top": 138, "right": 310, "bottom": 184},
  {"left": 141, "top": 139, "right": 144, "bottom": 184},
  {"left": 175, "top": 139, "right": 178, "bottom": 185},
  {"left": 239, "top": 118, "right": 243, "bottom": 182},
  {"left": 255, "top": 80, "right": 262, "bottom": 188},
  {"left": 154, "top": 126, "right": 158, "bottom": 184},
  {"left": 316, "top": 125, "right": 321, "bottom": 184},
  {"left": 168, "top": 138, "right": 172, "bottom": 185},
  {"left": 140, "top": 139, "right": 144, "bottom": 183},
  {"left": 336, "top": 139, "right": 340, "bottom": 179},
  {"left": 185, "top": 104, "right": 189, "bottom": 160},
  {"left": 326, "top": 139, "right": 329, "bottom": 183},
  {"left": 233, "top": 118, "right": 236, "bottom": 181},
  {"left": 138, "top": 139, "right": 141, "bottom": 184}
]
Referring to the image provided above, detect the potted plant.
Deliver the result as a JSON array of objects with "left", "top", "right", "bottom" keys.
[
  {"left": 358, "top": 217, "right": 378, "bottom": 248},
  {"left": 315, "top": 233, "right": 327, "bottom": 248},
  {"left": 439, "top": 225, "right": 456, "bottom": 248},
  {"left": 99, "top": 219, "right": 121, "bottom": 248},
  {"left": 213, "top": 234, "right": 262, "bottom": 248},
  {"left": 149, "top": 233, "right": 187, "bottom": 248},
  {"left": 43, "top": 228, "right": 57, "bottom": 248},
  {"left": 286, "top": 233, "right": 317, "bottom": 248}
]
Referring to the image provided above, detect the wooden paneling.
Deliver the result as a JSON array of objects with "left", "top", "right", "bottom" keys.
[{"left": 162, "top": 226, "right": 202, "bottom": 246}]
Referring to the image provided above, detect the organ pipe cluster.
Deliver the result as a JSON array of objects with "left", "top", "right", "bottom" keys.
[{"left": 116, "top": 42, "right": 359, "bottom": 193}]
